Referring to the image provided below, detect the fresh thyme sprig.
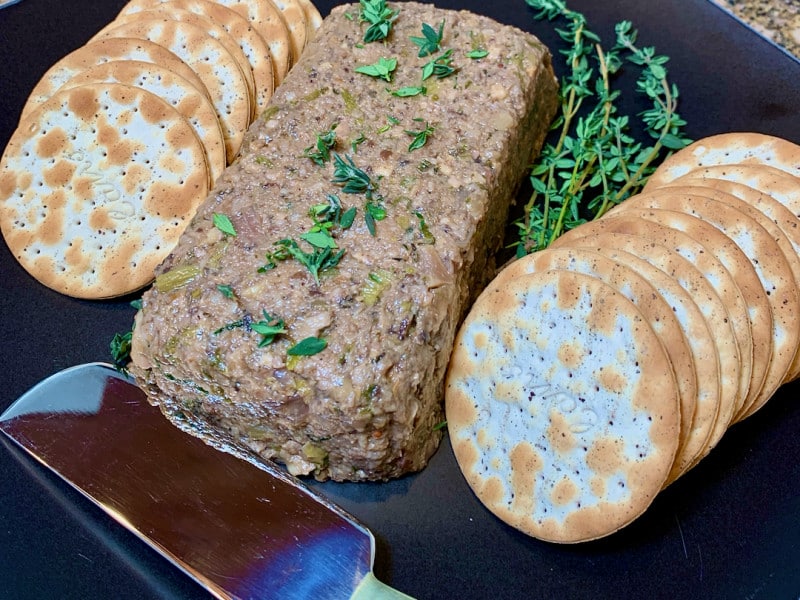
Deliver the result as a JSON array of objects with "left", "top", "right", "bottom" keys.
[
  {"left": 514, "top": 0, "right": 691, "bottom": 256},
  {"left": 331, "top": 153, "right": 387, "bottom": 235},
  {"left": 259, "top": 193, "right": 356, "bottom": 283},
  {"left": 422, "top": 48, "right": 456, "bottom": 80},
  {"left": 405, "top": 119, "right": 435, "bottom": 151},
  {"left": 359, "top": 0, "right": 398, "bottom": 43},
  {"left": 410, "top": 20, "right": 445, "bottom": 57},
  {"left": 355, "top": 57, "right": 398, "bottom": 82},
  {"left": 303, "top": 124, "right": 337, "bottom": 165},
  {"left": 261, "top": 238, "right": 346, "bottom": 284}
]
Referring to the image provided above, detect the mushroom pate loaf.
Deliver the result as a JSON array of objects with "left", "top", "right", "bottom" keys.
[{"left": 130, "top": 1, "right": 558, "bottom": 481}]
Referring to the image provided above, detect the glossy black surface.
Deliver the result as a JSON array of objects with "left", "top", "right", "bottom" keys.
[{"left": 1, "top": 1, "right": 799, "bottom": 598}]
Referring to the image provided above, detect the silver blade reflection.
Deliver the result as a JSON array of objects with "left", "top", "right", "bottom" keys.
[{"left": 0, "top": 363, "right": 374, "bottom": 599}]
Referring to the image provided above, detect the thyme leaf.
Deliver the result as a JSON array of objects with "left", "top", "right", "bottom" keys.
[
  {"left": 288, "top": 337, "right": 327, "bottom": 356},
  {"left": 359, "top": 0, "right": 398, "bottom": 43},
  {"left": 303, "top": 124, "right": 337, "bottom": 165},
  {"left": 332, "top": 153, "right": 375, "bottom": 195},
  {"left": 217, "top": 284, "right": 234, "bottom": 298},
  {"left": 263, "top": 238, "right": 345, "bottom": 284},
  {"left": 390, "top": 85, "right": 427, "bottom": 97},
  {"left": 405, "top": 120, "right": 435, "bottom": 151},
  {"left": 466, "top": 48, "right": 488, "bottom": 59},
  {"left": 410, "top": 20, "right": 445, "bottom": 57},
  {"left": 213, "top": 213, "right": 237, "bottom": 237},
  {"left": 251, "top": 311, "right": 287, "bottom": 347},
  {"left": 355, "top": 57, "right": 398, "bottom": 82},
  {"left": 421, "top": 48, "right": 456, "bottom": 80}
]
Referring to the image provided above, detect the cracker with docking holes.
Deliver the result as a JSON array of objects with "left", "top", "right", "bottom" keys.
[
  {"left": 558, "top": 233, "right": 723, "bottom": 483},
  {"left": 193, "top": 0, "right": 293, "bottom": 83},
  {"left": 270, "top": 0, "right": 310, "bottom": 63},
  {"left": 553, "top": 213, "right": 749, "bottom": 458},
  {"left": 644, "top": 132, "right": 800, "bottom": 188},
  {"left": 61, "top": 60, "right": 226, "bottom": 184},
  {"left": 614, "top": 193, "right": 800, "bottom": 409},
  {"left": 656, "top": 177, "right": 800, "bottom": 384},
  {"left": 94, "top": 7, "right": 257, "bottom": 120},
  {"left": 670, "top": 163, "right": 800, "bottom": 221},
  {"left": 490, "top": 247, "right": 697, "bottom": 474},
  {"left": 20, "top": 37, "right": 208, "bottom": 120},
  {"left": 97, "top": 16, "right": 253, "bottom": 161},
  {"left": 446, "top": 269, "right": 681, "bottom": 543},
  {"left": 121, "top": 0, "right": 276, "bottom": 113},
  {"left": 0, "top": 83, "right": 210, "bottom": 299}
]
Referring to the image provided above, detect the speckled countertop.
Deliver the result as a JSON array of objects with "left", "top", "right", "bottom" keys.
[{"left": 712, "top": 0, "right": 800, "bottom": 59}]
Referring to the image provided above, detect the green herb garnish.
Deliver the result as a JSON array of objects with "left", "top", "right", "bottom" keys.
[
  {"left": 288, "top": 337, "right": 328, "bottom": 356},
  {"left": 309, "top": 194, "right": 357, "bottom": 230},
  {"left": 213, "top": 311, "right": 286, "bottom": 347},
  {"left": 390, "top": 86, "right": 427, "bottom": 97},
  {"left": 213, "top": 319, "right": 245, "bottom": 335},
  {"left": 251, "top": 310, "right": 287, "bottom": 347},
  {"left": 364, "top": 200, "right": 387, "bottom": 236},
  {"left": 301, "top": 230, "right": 338, "bottom": 249},
  {"left": 109, "top": 299, "right": 143, "bottom": 373},
  {"left": 263, "top": 238, "right": 345, "bottom": 284},
  {"left": 410, "top": 20, "right": 445, "bottom": 57},
  {"left": 466, "top": 48, "right": 489, "bottom": 59},
  {"left": 355, "top": 57, "right": 398, "bottom": 82},
  {"left": 110, "top": 331, "right": 133, "bottom": 372},
  {"left": 405, "top": 119, "right": 435, "bottom": 151},
  {"left": 332, "top": 153, "right": 377, "bottom": 196},
  {"left": 359, "top": 0, "right": 398, "bottom": 43},
  {"left": 422, "top": 48, "right": 456, "bottom": 80},
  {"left": 331, "top": 154, "right": 386, "bottom": 235},
  {"left": 514, "top": 0, "right": 690, "bottom": 255},
  {"left": 413, "top": 209, "right": 435, "bottom": 243},
  {"left": 213, "top": 213, "right": 237, "bottom": 237},
  {"left": 217, "top": 284, "right": 234, "bottom": 298},
  {"left": 303, "top": 124, "right": 337, "bottom": 165},
  {"left": 377, "top": 114, "right": 400, "bottom": 134},
  {"left": 351, "top": 133, "right": 366, "bottom": 153}
]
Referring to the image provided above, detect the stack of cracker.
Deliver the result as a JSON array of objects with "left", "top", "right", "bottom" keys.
[
  {"left": 0, "top": 0, "right": 321, "bottom": 299},
  {"left": 445, "top": 132, "right": 800, "bottom": 543}
]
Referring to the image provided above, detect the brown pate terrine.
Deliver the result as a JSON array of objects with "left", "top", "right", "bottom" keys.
[{"left": 130, "top": 1, "right": 558, "bottom": 481}]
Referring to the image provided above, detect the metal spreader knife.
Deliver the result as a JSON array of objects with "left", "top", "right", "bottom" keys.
[{"left": 0, "top": 363, "right": 412, "bottom": 599}]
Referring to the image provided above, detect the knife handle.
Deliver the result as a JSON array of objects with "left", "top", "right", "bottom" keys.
[{"left": 351, "top": 572, "right": 415, "bottom": 599}]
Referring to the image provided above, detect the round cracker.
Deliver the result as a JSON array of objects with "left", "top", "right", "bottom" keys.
[
  {"left": 0, "top": 83, "right": 210, "bottom": 299},
  {"left": 596, "top": 207, "right": 765, "bottom": 413},
  {"left": 645, "top": 132, "right": 800, "bottom": 188},
  {"left": 204, "top": 0, "right": 293, "bottom": 83},
  {"left": 668, "top": 163, "right": 800, "bottom": 224},
  {"left": 554, "top": 212, "right": 750, "bottom": 452},
  {"left": 617, "top": 191, "right": 800, "bottom": 416},
  {"left": 60, "top": 60, "right": 226, "bottom": 184},
  {"left": 97, "top": 16, "right": 253, "bottom": 161},
  {"left": 446, "top": 269, "right": 681, "bottom": 543},
  {"left": 297, "top": 0, "right": 323, "bottom": 35},
  {"left": 95, "top": 7, "right": 257, "bottom": 120},
  {"left": 550, "top": 233, "right": 723, "bottom": 483},
  {"left": 669, "top": 176, "right": 800, "bottom": 385},
  {"left": 492, "top": 247, "right": 697, "bottom": 476},
  {"left": 20, "top": 37, "right": 209, "bottom": 120},
  {"left": 122, "top": 0, "right": 275, "bottom": 114},
  {"left": 271, "top": 0, "right": 309, "bottom": 63}
]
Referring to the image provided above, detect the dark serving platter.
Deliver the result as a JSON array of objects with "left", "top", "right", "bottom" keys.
[{"left": 1, "top": 0, "right": 799, "bottom": 598}]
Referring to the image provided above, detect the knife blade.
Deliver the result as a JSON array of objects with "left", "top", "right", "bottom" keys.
[{"left": 0, "top": 363, "right": 412, "bottom": 600}]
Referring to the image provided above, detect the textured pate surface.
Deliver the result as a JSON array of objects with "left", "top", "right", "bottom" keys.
[{"left": 130, "top": 2, "right": 558, "bottom": 481}]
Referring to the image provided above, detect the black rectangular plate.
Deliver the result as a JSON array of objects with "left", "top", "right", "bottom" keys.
[{"left": 1, "top": 1, "right": 799, "bottom": 598}]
